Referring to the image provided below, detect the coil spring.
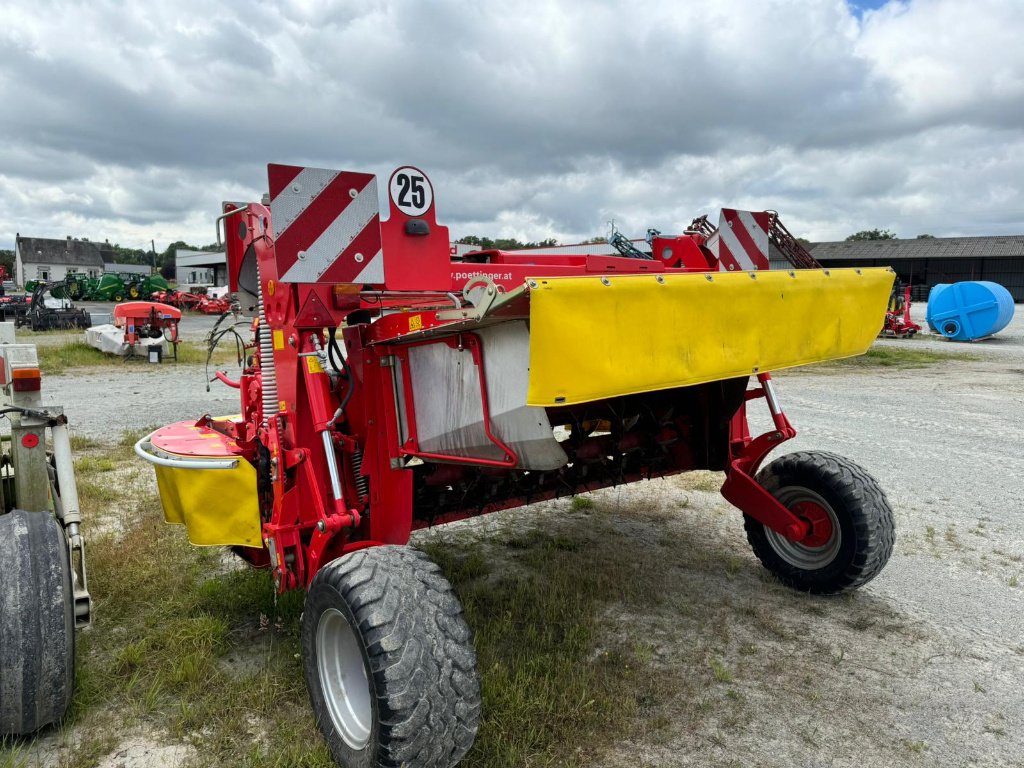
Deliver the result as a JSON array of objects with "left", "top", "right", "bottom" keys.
[
  {"left": 256, "top": 265, "right": 278, "bottom": 429},
  {"left": 352, "top": 448, "right": 369, "bottom": 500}
]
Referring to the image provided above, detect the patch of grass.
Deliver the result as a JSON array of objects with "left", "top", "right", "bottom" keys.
[
  {"left": 0, "top": 741, "right": 26, "bottom": 768},
  {"left": 816, "top": 346, "right": 979, "bottom": 370},
  {"left": 36, "top": 341, "right": 238, "bottom": 374},
  {"left": 70, "top": 433, "right": 100, "bottom": 451},
  {"left": 38, "top": 441, "right": 332, "bottom": 767},
  {"left": 570, "top": 495, "right": 595, "bottom": 511},
  {"left": 674, "top": 470, "right": 724, "bottom": 493},
  {"left": 902, "top": 739, "right": 928, "bottom": 754},
  {"left": 74, "top": 456, "right": 118, "bottom": 473},
  {"left": 417, "top": 522, "right": 674, "bottom": 767},
  {"left": 709, "top": 658, "right": 734, "bottom": 683},
  {"left": 38, "top": 342, "right": 114, "bottom": 373},
  {"left": 76, "top": 476, "right": 122, "bottom": 509}
]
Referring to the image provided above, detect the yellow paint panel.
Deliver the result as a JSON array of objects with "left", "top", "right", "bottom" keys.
[
  {"left": 154, "top": 459, "right": 261, "bottom": 547},
  {"left": 272, "top": 329, "right": 285, "bottom": 350},
  {"left": 306, "top": 355, "right": 323, "bottom": 374},
  {"left": 527, "top": 268, "right": 894, "bottom": 406}
]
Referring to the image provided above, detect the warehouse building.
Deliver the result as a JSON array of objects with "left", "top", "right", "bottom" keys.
[
  {"left": 809, "top": 236, "right": 1024, "bottom": 302},
  {"left": 175, "top": 249, "right": 227, "bottom": 289}
]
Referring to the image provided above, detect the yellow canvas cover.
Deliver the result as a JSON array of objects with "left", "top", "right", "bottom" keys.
[{"left": 527, "top": 267, "right": 894, "bottom": 406}]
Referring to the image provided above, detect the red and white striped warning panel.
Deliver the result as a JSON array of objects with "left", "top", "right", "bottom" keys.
[
  {"left": 267, "top": 164, "right": 384, "bottom": 285},
  {"left": 704, "top": 209, "right": 771, "bottom": 272}
]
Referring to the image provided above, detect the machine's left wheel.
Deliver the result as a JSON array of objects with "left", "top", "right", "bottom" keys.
[
  {"left": 0, "top": 510, "right": 75, "bottom": 735},
  {"left": 302, "top": 545, "right": 481, "bottom": 767}
]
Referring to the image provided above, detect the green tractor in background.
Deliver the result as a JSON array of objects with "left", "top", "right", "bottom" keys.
[
  {"left": 49, "top": 272, "right": 92, "bottom": 301},
  {"left": 124, "top": 273, "right": 170, "bottom": 300}
]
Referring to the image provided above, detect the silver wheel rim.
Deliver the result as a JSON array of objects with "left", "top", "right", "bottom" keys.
[
  {"left": 316, "top": 607, "right": 372, "bottom": 750},
  {"left": 764, "top": 487, "right": 841, "bottom": 570}
]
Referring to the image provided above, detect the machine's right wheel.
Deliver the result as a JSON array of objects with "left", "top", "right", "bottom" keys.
[
  {"left": 302, "top": 545, "right": 481, "bottom": 767},
  {"left": 0, "top": 510, "right": 75, "bottom": 735},
  {"left": 112, "top": 293, "right": 124, "bottom": 303},
  {"left": 745, "top": 451, "right": 895, "bottom": 594},
  {"left": 128, "top": 285, "right": 140, "bottom": 299}
]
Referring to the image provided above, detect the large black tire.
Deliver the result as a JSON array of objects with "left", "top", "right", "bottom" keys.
[
  {"left": 744, "top": 451, "right": 895, "bottom": 595},
  {"left": 0, "top": 510, "right": 75, "bottom": 735},
  {"left": 302, "top": 545, "right": 481, "bottom": 767}
]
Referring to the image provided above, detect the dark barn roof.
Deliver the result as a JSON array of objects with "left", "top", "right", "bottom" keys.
[
  {"left": 810, "top": 235, "right": 1024, "bottom": 261},
  {"left": 16, "top": 236, "right": 108, "bottom": 267}
]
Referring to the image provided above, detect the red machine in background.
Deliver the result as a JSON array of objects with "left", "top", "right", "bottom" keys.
[
  {"left": 136, "top": 164, "right": 896, "bottom": 767},
  {"left": 880, "top": 281, "right": 922, "bottom": 338},
  {"left": 152, "top": 289, "right": 234, "bottom": 315},
  {"left": 113, "top": 301, "right": 181, "bottom": 359}
]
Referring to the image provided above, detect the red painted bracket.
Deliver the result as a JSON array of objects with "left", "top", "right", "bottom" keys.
[{"left": 720, "top": 373, "right": 809, "bottom": 541}]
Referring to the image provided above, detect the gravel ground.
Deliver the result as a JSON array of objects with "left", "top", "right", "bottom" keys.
[
  {"left": 13, "top": 302, "right": 1024, "bottom": 767},
  {"left": 758, "top": 305, "right": 1024, "bottom": 767}
]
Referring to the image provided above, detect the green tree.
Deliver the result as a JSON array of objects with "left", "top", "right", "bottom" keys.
[
  {"left": 916, "top": 234, "right": 935, "bottom": 239},
  {"left": 0, "top": 249, "right": 14, "bottom": 278},
  {"left": 845, "top": 229, "right": 897, "bottom": 241}
]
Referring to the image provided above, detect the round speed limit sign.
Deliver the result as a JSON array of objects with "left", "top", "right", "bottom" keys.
[{"left": 389, "top": 167, "right": 433, "bottom": 216}]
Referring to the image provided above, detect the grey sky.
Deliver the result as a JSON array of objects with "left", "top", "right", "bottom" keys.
[{"left": 1, "top": 0, "right": 1022, "bottom": 252}]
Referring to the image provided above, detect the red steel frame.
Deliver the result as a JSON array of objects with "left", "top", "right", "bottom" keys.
[{"left": 206, "top": 166, "right": 818, "bottom": 593}]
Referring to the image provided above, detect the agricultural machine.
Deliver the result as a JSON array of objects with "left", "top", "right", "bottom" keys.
[
  {"left": 15, "top": 282, "right": 91, "bottom": 332},
  {"left": 87, "top": 274, "right": 128, "bottom": 302},
  {"left": 132, "top": 165, "right": 896, "bottom": 767},
  {"left": 124, "top": 273, "right": 170, "bottom": 300},
  {"left": 114, "top": 301, "right": 182, "bottom": 359},
  {"left": 153, "top": 289, "right": 235, "bottom": 314},
  {"left": 879, "top": 280, "right": 922, "bottom": 338},
  {"left": 0, "top": 339, "right": 92, "bottom": 735}
]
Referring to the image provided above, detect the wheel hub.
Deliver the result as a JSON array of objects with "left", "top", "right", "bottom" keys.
[
  {"left": 764, "top": 487, "right": 842, "bottom": 570},
  {"left": 316, "top": 608, "right": 373, "bottom": 750},
  {"left": 791, "top": 500, "right": 834, "bottom": 547}
]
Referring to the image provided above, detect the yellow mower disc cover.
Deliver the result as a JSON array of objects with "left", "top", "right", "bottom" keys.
[
  {"left": 526, "top": 267, "right": 894, "bottom": 406},
  {"left": 149, "top": 420, "right": 262, "bottom": 547}
]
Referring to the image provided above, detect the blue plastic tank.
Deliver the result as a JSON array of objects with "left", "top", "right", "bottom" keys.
[{"left": 926, "top": 281, "right": 1015, "bottom": 341}]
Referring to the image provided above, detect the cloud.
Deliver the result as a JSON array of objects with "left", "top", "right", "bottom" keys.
[{"left": 1, "top": 0, "right": 1022, "bottom": 252}]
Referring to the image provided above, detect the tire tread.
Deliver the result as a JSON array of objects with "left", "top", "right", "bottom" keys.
[
  {"left": 305, "top": 545, "right": 481, "bottom": 767},
  {"left": 745, "top": 451, "right": 895, "bottom": 594}
]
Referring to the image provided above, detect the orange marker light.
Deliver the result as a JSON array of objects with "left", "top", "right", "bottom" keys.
[{"left": 12, "top": 367, "right": 41, "bottom": 392}]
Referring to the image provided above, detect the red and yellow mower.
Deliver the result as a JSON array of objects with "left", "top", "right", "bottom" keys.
[{"left": 136, "top": 165, "right": 896, "bottom": 767}]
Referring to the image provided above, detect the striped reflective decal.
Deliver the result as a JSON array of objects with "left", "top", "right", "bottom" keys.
[
  {"left": 713, "top": 209, "right": 770, "bottom": 272},
  {"left": 279, "top": 179, "right": 379, "bottom": 283},
  {"left": 270, "top": 167, "right": 341, "bottom": 237},
  {"left": 267, "top": 164, "right": 383, "bottom": 285}
]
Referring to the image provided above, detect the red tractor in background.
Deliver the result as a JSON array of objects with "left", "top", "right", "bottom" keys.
[{"left": 132, "top": 164, "right": 897, "bottom": 767}]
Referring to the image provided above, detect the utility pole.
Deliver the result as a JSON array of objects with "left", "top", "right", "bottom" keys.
[{"left": 151, "top": 239, "right": 157, "bottom": 275}]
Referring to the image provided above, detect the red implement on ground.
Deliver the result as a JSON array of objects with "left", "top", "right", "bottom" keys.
[
  {"left": 880, "top": 281, "right": 922, "bottom": 338},
  {"left": 113, "top": 301, "right": 181, "bottom": 359},
  {"left": 151, "top": 289, "right": 203, "bottom": 311},
  {"left": 137, "top": 164, "right": 897, "bottom": 768},
  {"left": 196, "top": 295, "right": 233, "bottom": 314}
]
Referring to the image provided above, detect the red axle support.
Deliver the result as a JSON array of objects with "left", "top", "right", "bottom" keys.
[{"left": 720, "top": 373, "right": 810, "bottom": 541}]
